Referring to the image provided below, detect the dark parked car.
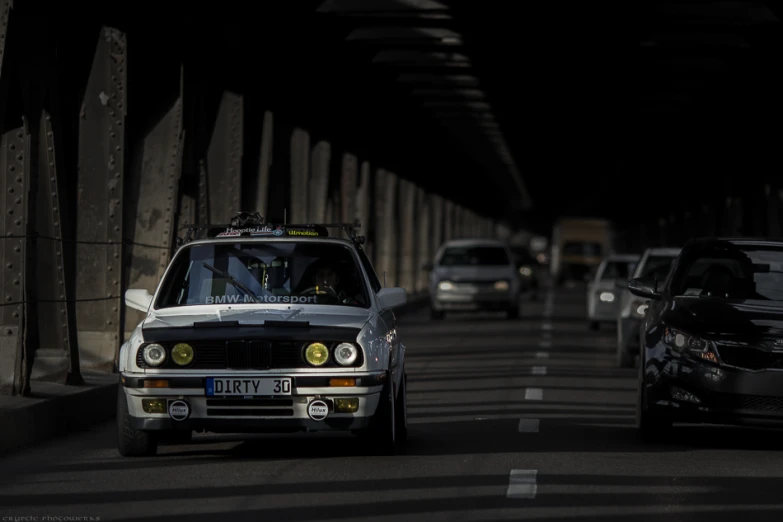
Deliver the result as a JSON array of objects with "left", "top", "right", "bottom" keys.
[{"left": 633, "top": 237, "right": 783, "bottom": 439}]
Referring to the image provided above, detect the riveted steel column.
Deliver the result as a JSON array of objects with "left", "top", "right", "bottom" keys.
[
  {"left": 289, "top": 128, "right": 310, "bottom": 224},
  {"left": 309, "top": 141, "right": 330, "bottom": 223},
  {"left": 206, "top": 91, "right": 243, "bottom": 224},
  {"left": 75, "top": 27, "right": 126, "bottom": 371},
  {"left": 30, "top": 112, "right": 78, "bottom": 383},
  {"left": 255, "top": 111, "right": 273, "bottom": 215},
  {"left": 0, "top": 122, "right": 29, "bottom": 395},
  {"left": 357, "top": 161, "right": 372, "bottom": 258},
  {"left": 125, "top": 78, "right": 184, "bottom": 338},
  {"left": 397, "top": 178, "right": 416, "bottom": 295},
  {"left": 375, "top": 169, "right": 398, "bottom": 287},
  {"left": 0, "top": 0, "right": 11, "bottom": 80},
  {"left": 340, "top": 153, "right": 358, "bottom": 223},
  {"left": 415, "top": 187, "right": 430, "bottom": 294}
]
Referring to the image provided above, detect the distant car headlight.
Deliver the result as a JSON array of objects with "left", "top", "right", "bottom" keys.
[
  {"left": 599, "top": 291, "right": 615, "bottom": 303},
  {"left": 438, "top": 281, "right": 454, "bottom": 291},
  {"left": 171, "top": 343, "right": 194, "bottom": 366},
  {"left": 663, "top": 326, "right": 718, "bottom": 363},
  {"left": 305, "top": 342, "right": 329, "bottom": 366},
  {"left": 142, "top": 343, "right": 166, "bottom": 367},
  {"left": 519, "top": 266, "right": 532, "bottom": 277},
  {"left": 334, "top": 343, "right": 359, "bottom": 366},
  {"left": 494, "top": 280, "right": 510, "bottom": 291}
]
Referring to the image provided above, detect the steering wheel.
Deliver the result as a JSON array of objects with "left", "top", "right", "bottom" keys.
[{"left": 298, "top": 285, "right": 340, "bottom": 301}]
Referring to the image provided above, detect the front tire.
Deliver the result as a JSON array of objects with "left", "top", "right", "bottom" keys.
[
  {"left": 506, "top": 306, "right": 519, "bottom": 319},
  {"left": 589, "top": 321, "right": 600, "bottom": 331},
  {"left": 359, "top": 377, "right": 398, "bottom": 455},
  {"left": 396, "top": 372, "right": 408, "bottom": 442},
  {"left": 637, "top": 357, "right": 672, "bottom": 441},
  {"left": 117, "top": 389, "right": 158, "bottom": 457},
  {"left": 431, "top": 308, "right": 444, "bottom": 320}
]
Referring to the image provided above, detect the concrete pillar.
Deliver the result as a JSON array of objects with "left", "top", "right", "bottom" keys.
[
  {"left": 124, "top": 69, "right": 184, "bottom": 346},
  {"left": 374, "top": 169, "right": 399, "bottom": 287},
  {"left": 309, "top": 141, "right": 330, "bottom": 223},
  {"left": 206, "top": 91, "right": 243, "bottom": 224},
  {"left": 415, "top": 188, "right": 431, "bottom": 294},
  {"left": 357, "top": 161, "right": 372, "bottom": 259},
  {"left": 289, "top": 128, "right": 310, "bottom": 224},
  {"left": 255, "top": 110, "right": 273, "bottom": 216},
  {"left": 340, "top": 153, "right": 358, "bottom": 223},
  {"left": 431, "top": 194, "right": 444, "bottom": 254},
  {"left": 443, "top": 199, "right": 454, "bottom": 241},
  {"left": 75, "top": 27, "right": 126, "bottom": 373},
  {"left": 397, "top": 178, "right": 416, "bottom": 294}
]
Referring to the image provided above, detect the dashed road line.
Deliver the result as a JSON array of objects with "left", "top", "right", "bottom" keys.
[
  {"left": 541, "top": 323, "right": 552, "bottom": 330},
  {"left": 530, "top": 365, "right": 547, "bottom": 375},
  {"left": 518, "top": 419, "right": 540, "bottom": 433},
  {"left": 538, "top": 340, "right": 552, "bottom": 348},
  {"left": 506, "top": 469, "right": 538, "bottom": 499},
  {"left": 524, "top": 388, "right": 543, "bottom": 400},
  {"left": 534, "top": 351, "right": 549, "bottom": 359}
]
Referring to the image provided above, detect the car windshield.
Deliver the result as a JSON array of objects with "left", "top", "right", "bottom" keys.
[
  {"left": 440, "top": 246, "right": 509, "bottom": 266},
  {"left": 155, "top": 241, "right": 369, "bottom": 308},
  {"left": 671, "top": 244, "right": 783, "bottom": 301},
  {"left": 600, "top": 260, "right": 636, "bottom": 281},
  {"left": 563, "top": 242, "right": 602, "bottom": 257},
  {"left": 637, "top": 255, "right": 675, "bottom": 281}
]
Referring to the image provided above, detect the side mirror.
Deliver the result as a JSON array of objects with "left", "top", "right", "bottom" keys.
[
  {"left": 628, "top": 277, "right": 661, "bottom": 300},
  {"left": 422, "top": 262, "right": 434, "bottom": 271},
  {"left": 377, "top": 287, "right": 407, "bottom": 310},
  {"left": 614, "top": 279, "right": 629, "bottom": 290},
  {"left": 125, "top": 289, "right": 153, "bottom": 312}
]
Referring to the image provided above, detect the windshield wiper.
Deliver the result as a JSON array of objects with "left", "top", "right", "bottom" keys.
[{"left": 201, "top": 263, "right": 259, "bottom": 303}]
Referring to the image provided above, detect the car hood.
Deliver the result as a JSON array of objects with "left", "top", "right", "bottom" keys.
[
  {"left": 666, "top": 298, "right": 783, "bottom": 339},
  {"left": 434, "top": 265, "right": 515, "bottom": 281},
  {"left": 142, "top": 306, "right": 373, "bottom": 331}
]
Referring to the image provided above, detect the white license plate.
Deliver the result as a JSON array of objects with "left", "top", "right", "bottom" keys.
[{"left": 206, "top": 377, "right": 292, "bottom": 396}]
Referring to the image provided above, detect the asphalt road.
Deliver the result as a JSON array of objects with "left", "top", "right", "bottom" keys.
[{"left": 2, "top": 286, "right": 783, "bottom": 521}]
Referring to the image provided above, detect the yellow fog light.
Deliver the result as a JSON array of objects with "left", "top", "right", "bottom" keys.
[
  {"left": 171, "top": 343, "right": 194, "bottom": 366},
  {"left": 305, "top": 342, "right": 329, "bottom": 366},
  {"left": 142, "top": 399, "right": 167, "bottom": 414},
  {"left": 334, "top": 397, "right": 359, "bottom": 413},
  {"left": 494, "top": 280, "right": 509, "bottom": 291}
]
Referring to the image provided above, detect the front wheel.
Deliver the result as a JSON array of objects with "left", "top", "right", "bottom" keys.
[
  {"left": 117, "top": 389, "right": 158, "bottom": 457},
  {"left": 506, "top": 306, "right": 519, "bottom": 319},
  {"left": 358, "top": 378, "right": 398, "bottom": 455},
  {"left": 431, "top": 308, "right": 444, "bottom": 320},
  {"left": 637, "top": 359, "right": 672, "bottom": 441}
]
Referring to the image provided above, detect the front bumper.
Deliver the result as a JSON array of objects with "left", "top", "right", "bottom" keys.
[
  {"left": 587, "top": 296, "right": 620, "bottom": 322},
  {"left": 432, "top": 289, "right": 516, "bottom": 312},
  {"left": 120, "top": 371, "right": 387, "bottom": 433},
  {"left": 645, "top": 351, "right": 783, "bottom": 426}
]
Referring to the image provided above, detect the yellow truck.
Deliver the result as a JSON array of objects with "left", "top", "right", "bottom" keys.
[{"left": 550, "top": 217, "right": 613, "bottom": 285}]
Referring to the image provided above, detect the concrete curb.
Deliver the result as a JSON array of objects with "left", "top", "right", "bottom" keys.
[
  {"left": 0, "top": 371, "right": 118, "bottom": 457},
  {"left": 0, "top": 294, "right": 430, "bottom": 457}
]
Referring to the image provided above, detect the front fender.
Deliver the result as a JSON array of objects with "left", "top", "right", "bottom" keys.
[{"left": 120, "top": 323, "right": 145, "bottom": 373}]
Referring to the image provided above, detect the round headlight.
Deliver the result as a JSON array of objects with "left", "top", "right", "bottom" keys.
[
  {"left": 142, "top": 343, "right": 167, "bottom": 367},
  {"left": 171, "top": 343, "right": 194, "bottom": 366},
  {"left": 334, "top": 343, "right": 358, "bottom": 366},
  {"left": 305, "top": 342, "right": 329, "bottom": 366}
]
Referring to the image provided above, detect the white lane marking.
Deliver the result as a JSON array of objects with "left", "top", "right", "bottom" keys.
[
  {"left": 518, "top": 419, "right": 540, "bottom": 433},
  {"left": 531, "top": 366, "right": 547, "bottom": 375},
  {"left": 506, "top": 469, "right": 538, "bottom": 499},
  {"left": 524, "top": 388, "right": 543, "bottom": 400},
  {"left": 534, "top": 352, "right": 549, "bottom": 359},
  {"left": 541, "top": 323, "right": 552, "bottom": 330},
  {"left": 538, "top": 340, "right": 552, "bottom": 348}
]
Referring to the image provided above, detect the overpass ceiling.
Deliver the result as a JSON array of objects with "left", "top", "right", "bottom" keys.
[{"left": 95, "top": 0, "right": 781, "bottom": 234}]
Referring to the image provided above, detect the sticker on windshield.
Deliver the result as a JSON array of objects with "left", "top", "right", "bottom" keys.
[
  {"left": 216, "top": 226, "right": 284, "bottom": 237},
  {"left": 205, "top": 295, "right": 318, "bottom": 304}
]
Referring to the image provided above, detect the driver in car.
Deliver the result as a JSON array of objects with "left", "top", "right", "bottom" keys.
[{"left": 312, "top": 262, "right": 360, "bottom": 305}]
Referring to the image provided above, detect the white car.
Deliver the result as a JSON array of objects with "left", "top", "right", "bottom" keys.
[
  {"left": 117, "top": 214, "right": 409, "bottom": 457},
  {"left": 616, "top": 247, "right": 681, "bottom": 367},
  {"left": 425, "top": 239, "right": 522, "bottom": 319},
  {"left": 586, "top": 253, "right": 640, "bottom": 330}
]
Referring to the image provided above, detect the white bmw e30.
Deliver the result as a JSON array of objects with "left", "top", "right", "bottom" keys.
[{"left": 117, "top": 215, "right": 409, "bottom": 457}]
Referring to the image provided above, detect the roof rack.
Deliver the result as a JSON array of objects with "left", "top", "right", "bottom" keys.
[{"left": 175, "top": 212, "right": 365, "bottom": 248}]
